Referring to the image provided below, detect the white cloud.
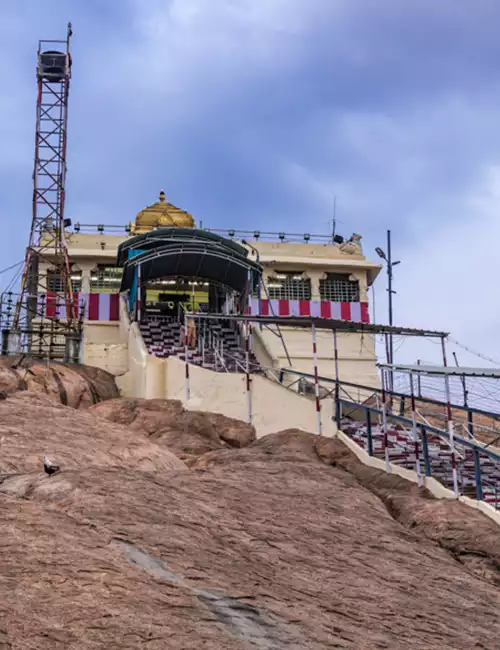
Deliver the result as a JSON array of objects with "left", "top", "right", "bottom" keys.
[{"left": 372, "top": 165, "right": 500, "bottom": 367}]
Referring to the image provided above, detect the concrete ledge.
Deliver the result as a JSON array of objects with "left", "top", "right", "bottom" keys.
[{"left": 336, "top": 430, "right": 500, "bottom": 527}]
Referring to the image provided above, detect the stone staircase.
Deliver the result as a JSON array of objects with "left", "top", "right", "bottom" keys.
[
  {"left": 341, "top": 417, "right": 500, "bottom": 508},
  {"left": 139, "top": 315, "right": 261, "bottom": 373}
]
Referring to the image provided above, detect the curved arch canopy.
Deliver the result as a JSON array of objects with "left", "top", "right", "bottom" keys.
[{"left": 117, "top": 228, "right": 262, "bottom": 295}]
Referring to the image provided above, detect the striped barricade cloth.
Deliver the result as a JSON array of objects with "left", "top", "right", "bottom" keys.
[
  {"left": 38, "top": 292, "right": 120, "bottom": 321},
  {"left": 245, "top": 299, "right": 370, "bottom": 323}
]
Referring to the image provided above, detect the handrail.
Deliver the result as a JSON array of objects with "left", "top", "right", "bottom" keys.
[
  {"left": 69, "top": 223, "right": 339, "bottom": 244},
  {"left": 279, "top": 367, "right": 500, "bottom": 420},
  {"left": 338, "top": 398, "right": 500, "bottom": 462}
]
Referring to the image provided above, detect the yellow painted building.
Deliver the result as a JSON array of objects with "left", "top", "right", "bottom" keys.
[{"left": 39, "top": 191, "right": 382, "bottom": 402}]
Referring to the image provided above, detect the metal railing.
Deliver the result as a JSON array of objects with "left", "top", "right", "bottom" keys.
[
  {"left": 274, "top": 367, "right": 500, "bottom": 508},
  {"left": 68, "top": 223, "right": 340, "bottom": 244}
]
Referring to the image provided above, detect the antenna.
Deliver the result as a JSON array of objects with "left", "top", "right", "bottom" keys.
[{"left": 332, "top": 195, "right": 337, "bottom": 242}]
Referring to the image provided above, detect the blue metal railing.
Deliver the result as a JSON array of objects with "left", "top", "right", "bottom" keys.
[{"left": 276, "top": 367, "right": 500, "bottom": 508}]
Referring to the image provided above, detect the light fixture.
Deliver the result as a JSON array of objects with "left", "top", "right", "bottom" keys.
[
  {"left": 375, "top": 247, "right": 386, "bottom": 260},
  {"left": 333, "top": 234, "right": 344, "bottom": 244}
]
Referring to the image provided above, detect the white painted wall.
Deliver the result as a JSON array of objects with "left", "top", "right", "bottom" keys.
[
  {"left": 164, "top": 356, "right": 337, "bottom": 438},
  {"left": 253, "top": 325, "right": 380, "bottom": 391}
]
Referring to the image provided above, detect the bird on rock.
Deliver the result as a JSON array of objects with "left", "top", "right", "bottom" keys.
[{"left": 43, "top": 456, "right": 60, "bottom": 476}]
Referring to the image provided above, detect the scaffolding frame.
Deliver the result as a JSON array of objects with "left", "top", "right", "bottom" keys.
[{"left": 7, "top": 23, "right": 82, "bottom": 361}]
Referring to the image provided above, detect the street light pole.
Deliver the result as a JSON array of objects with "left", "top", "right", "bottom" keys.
[
  {"left": 375, "top": 229, "right": 399, "bottom": 393},
  {"left": 387, "top": 230, "right": 394, "bottom": 384}
]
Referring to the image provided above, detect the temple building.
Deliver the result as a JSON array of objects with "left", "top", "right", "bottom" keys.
[{"left": 34, "top": 191, "right": 382, "bottom": 409}]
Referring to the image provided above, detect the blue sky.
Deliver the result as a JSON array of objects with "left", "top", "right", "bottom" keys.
[{"left": 1, "top": 0, "right": 500, "bottom": 369}]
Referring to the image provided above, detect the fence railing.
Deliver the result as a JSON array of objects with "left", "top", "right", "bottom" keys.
[
  {"left": 275, "top": 367, "right": 500, "bottom": 508},
  {"left": 68, "top": 223, "right": 341, "bottom": 244}
]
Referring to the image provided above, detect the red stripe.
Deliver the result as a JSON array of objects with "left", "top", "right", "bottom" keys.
[
  {"left": 261, "top": 300, "right": 269, "bottom": 316},
  {"left": 278, "top": 299, "right": 289, "bottom": 316},
  {"left": 340, "top": 302, "right": 351, "bottom": 321},
  {"left": 46, "top": 292, "right": 56, "bottom": 318},
  {"left": 360, "top": 302, "right": 370, "bottom": 323},
  {"left": 299, "top": 300, "right": 310, "bottom": 316},
  {"left": 88, "top": 293, "right": 100, "bottom": 321},
  {"left": 109, "top": 293, "right": 120, "bottom": 321},
  {"left": 244, "top": 305, "right": 250, "bottom": 315},
  {"left": 72, "top": 292, "right": 79, "bottom": 319},
  {"left": 320, "top": 301, "right": 331, "bottom": 318}
]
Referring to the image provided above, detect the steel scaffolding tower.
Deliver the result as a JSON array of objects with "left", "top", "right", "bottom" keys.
[{"left": 7, "top": 23, "right": 81, "bottom": 361}]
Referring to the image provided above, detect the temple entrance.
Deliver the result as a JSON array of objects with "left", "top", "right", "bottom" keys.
[{"left": 117, "top": 227, "right": 262, "bottom": 372}]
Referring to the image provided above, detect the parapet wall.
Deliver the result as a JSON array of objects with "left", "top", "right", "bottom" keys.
[{"left": 165, "top": 357, "right": 337, "bottom": 438}]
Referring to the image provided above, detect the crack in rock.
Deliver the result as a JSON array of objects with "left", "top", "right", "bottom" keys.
[{"left": 111, "top": 539, "right": 289, "bottom": 649}]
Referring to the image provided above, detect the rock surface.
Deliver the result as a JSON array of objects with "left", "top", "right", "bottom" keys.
[
  {"left": 0, "top": 396, "right": 499, "bottom": 649},
  {"left": 0, "top": 356, "right": 118, "bottom": 407},
  {"left": 0, "top": 393, "right": 185, "bottom": 474},
  {"left": 89, "top": 398, "right": 256, "bottom": 464}
]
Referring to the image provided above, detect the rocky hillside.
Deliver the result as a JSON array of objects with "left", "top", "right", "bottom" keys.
[
  {"left": 0, "top": 355, "right": 118, "bottom": 407},
  {"left": 0, "top": 374, "right": 499, "bottom": 648}
]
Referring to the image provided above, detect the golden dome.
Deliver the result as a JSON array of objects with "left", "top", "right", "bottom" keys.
[{"left": 131, "top": 190, "right": 195, "bottom": 234}]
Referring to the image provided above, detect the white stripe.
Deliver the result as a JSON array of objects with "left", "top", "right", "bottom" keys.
[
  {"left": 250, "top": 298, "right": 259, "bottom": 314},
  {"left": 330, "top": 302, "right": 342, "bottom": 320},
  {"left": 288, "top": 299, "right": 300, "bottom": 316},
  {"left": 310, "top": 300, "right": 321, "bottom": 317},
  {"left": 38, "top": 295, "right": 45, "bottom": 316},
  {"left": 100, "top": 293, "right": 111, "bottom": 320},
  {"left": 350, "top": 302, "right": 361, "bottom": 322},
  {"left": 57, "top": 297, "right": 66, "bottom": 320},
  {"left": 269, "top": 299, "right": 279, "bottom": 316},
  {"left": 77, "top": 292, "right": 89, "bottom": 319}
]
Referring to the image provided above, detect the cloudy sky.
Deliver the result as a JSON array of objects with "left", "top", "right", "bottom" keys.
[{"left": 1, "top": 0, "right": 500, "bottom": 372}]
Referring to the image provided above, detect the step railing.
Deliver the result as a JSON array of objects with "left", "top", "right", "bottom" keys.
[{"left": 273, "top": 367, "right": 500, "bottom": 508}]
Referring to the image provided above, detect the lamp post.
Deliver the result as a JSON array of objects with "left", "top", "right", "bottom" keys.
[
  {"left": 242, "top": 239, "right": 261, "bottom": 317},
  {"left": 376, "top": 230, "right": 400, "bottom": 392}
]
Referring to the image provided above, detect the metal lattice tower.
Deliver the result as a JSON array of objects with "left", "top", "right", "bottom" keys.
[{"left": 10, "top": 23, "right": 81, "bottom": 359}]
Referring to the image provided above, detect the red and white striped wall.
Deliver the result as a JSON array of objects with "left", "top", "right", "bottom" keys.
[
  {"left": 38, "top": 293, "right": 369, "bottom": 324},
  {"left": 245, "top": 299, "right": 370, "bottom": 323},
  {"left": 38, "top": 292, "right": 120, "bottom": 321}
]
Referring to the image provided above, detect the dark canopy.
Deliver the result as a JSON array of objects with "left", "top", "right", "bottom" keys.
[{"left": 117, "top": 228, "right": 262, "bottom": 294}]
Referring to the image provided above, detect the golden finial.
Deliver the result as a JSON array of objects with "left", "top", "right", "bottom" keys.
[{"left": 159, "top": 190, "right": 166, "bottom": 202}]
